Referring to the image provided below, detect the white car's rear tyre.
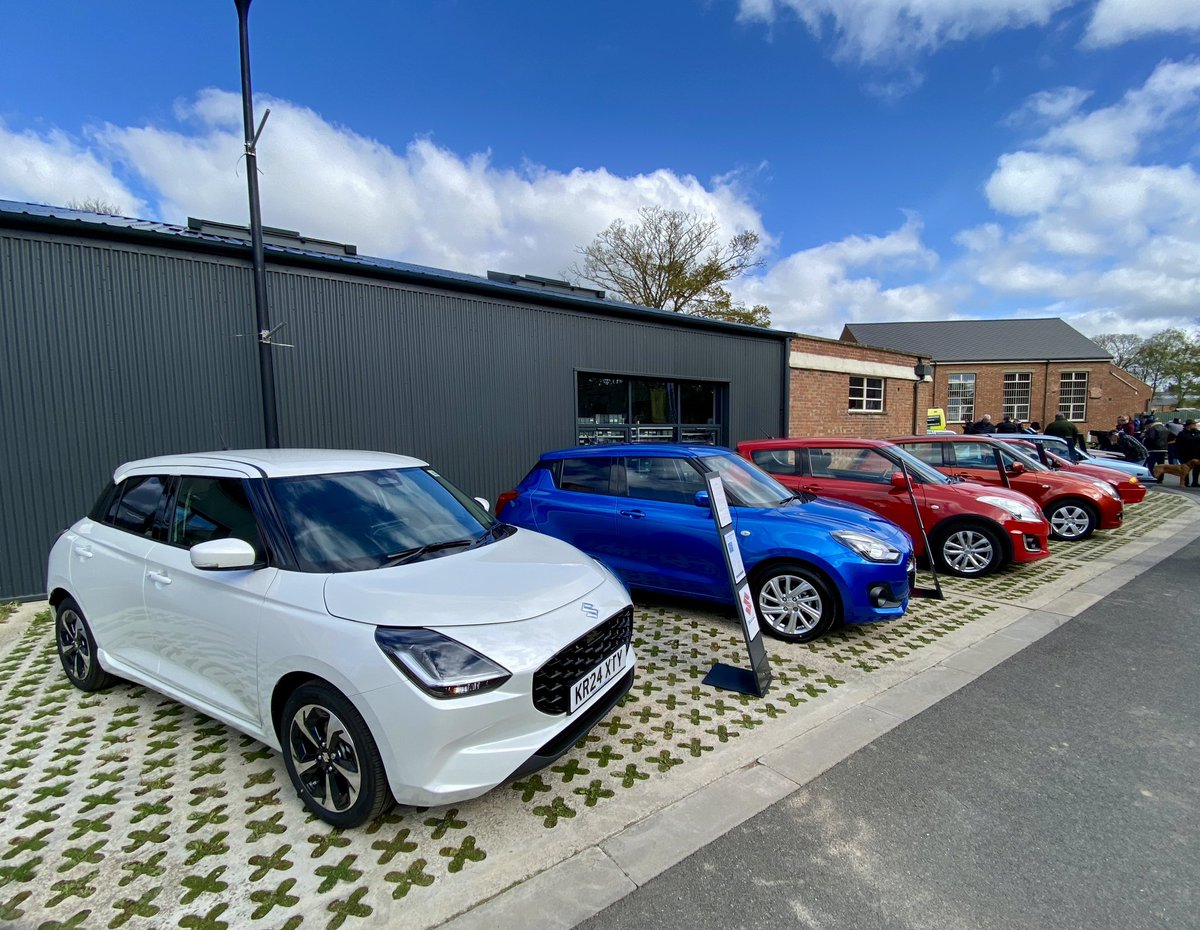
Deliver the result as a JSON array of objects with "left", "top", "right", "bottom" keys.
[
  {"left": 55, "top": 597, "right": 115, "bottom": 692},
  {"left": 281, "top": 682, "right": 393, "bottom": 827}
]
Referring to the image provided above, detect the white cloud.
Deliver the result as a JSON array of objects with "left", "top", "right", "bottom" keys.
[
  {"left": 1004, "top": 86, "right": 1093, "bottom": 125},
  {"left": 0, "top": 120, "right": 146, "bottom": 216},
  {"left": 1085, "top": 0, "right": 1200, "bottom": 47},
  {"left": 96, "top": 89, "right": 768, "bottom": 281},
  {"left": 1035, "top": 58, "right": 1200, "bottom": 161},
  {"left": 964, "top": 60, "right": 1200, "bottom": 335},
  {"left": 736, "top": 0, "right": 1071, "bottom": 63},
  {"left": 733, "top": 216, "right": 958, "bottom": 334}
]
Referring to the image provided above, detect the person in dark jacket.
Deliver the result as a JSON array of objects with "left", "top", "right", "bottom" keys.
[
  {"left": 1043, "top": 413, "right": 1083, "bottom": 452},
  {"left": 1142, "top": 419, "right": 1171, "bottom": 480},
  {"left": 966, "top": 414, "right": 996, "bottom": 435},
  {"left": 1176, "top": 419, "right": 1200, "bottom": 487},
  {"left": 995, "top": 416, "right": 1020, "bottom": 433}
]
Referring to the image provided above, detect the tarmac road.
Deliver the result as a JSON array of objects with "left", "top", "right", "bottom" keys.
[{"left": 581, "top": 534, "right": 1199, "bottom": 930}]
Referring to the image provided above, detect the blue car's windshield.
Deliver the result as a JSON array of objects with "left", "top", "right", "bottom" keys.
[
  {"left": 700, "top": 454, "right": 793, "bottom": 507},
  {"left": 269, "top": 467, "right": 497, "bottom": 572}
]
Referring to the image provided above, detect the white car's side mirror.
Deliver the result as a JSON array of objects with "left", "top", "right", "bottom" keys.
[
  {"left": 473, "top": 496, "right": 491, "bottom": 513},
  {"left": 190, "top": 538, "right": 258, "bottom": 571}
]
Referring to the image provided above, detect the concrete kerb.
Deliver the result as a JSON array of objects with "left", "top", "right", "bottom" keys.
[{"left": 437, "top": 497, "right": 1200, "bottom": 929}]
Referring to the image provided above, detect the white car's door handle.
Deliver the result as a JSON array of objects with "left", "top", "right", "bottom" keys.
[
  {"left": 72, "top": 544, "right": 94, "bottom": 559},
  {"left": 147, "top": 570, "right": 172, "bottom": 586}
]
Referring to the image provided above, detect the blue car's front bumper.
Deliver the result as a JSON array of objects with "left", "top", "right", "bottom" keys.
[{"left": 814, "top": 545, "right": 913, "bottom": 625}]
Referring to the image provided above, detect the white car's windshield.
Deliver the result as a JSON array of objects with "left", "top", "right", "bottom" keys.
[{"left": 270, "top": 467, "right": 497, "bottom": 572}]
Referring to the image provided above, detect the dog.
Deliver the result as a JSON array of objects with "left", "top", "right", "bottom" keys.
[{"left": 1153, "top": 459, "right": 1200, "bottom": 486}]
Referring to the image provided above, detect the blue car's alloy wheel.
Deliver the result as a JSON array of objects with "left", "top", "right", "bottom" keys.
[{"left": 753, "top": 564, "right": 837, "bottom": 643}]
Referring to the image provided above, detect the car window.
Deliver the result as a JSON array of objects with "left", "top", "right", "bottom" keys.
[
  {"left": 901, "top": 443, "right": 944, "bottom": 467},
  {"left": 813, "top": 447, "right": 895, "bottom": 484},
  {"left": 556, "top": 457, "right": 614, "bottom": 495},
  {"left": 750, "top": 448, "right": 802, "bottom": 476},
  {"left": 269, "top": 467, "right": 490, "bottom": 573},
  {"left": 700, "top": 454, "right": 793, "bottom": 506},
  {"left": 624, "top": 456, "right": 705, "bottom": 505},
  {"left": 170, "top": 476, "right": 265, "bottom": 559},
  {"left": 107, "top": 475, "right": 168, "bottom": 536},
  {"left": 951, "top": 442, "right": 999, "bottom": 469}
]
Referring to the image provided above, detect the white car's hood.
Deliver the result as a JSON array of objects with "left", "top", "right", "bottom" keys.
[{"left": 323, "top": 528, "right": 606, "bottom": 627}]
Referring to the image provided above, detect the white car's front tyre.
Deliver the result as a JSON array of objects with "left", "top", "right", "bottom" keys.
[{"left": 281, "top": 681, "right": 394, "bottom": 828}]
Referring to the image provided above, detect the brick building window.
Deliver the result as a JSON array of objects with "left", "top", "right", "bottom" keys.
[
  {"left": 1059, "top": 371, "right": 1088, "bottom": 421},
  {"left": 946, "top": 373, "right": 975, "bottom": 423},
  {"left": 848, "top": 376, "right": 884, "bottom": 412},
  {"left": 1003, "top": 372, "right": 1032, "bottom": 422}
]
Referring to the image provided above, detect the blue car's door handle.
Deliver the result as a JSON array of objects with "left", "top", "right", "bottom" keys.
[{"left": 620, "top": 509, "right": 646, "bottom": 519}]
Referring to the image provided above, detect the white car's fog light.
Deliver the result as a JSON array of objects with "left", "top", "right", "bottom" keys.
[{"left": 375, "top": 628, "right": 512, "bottom": 698}]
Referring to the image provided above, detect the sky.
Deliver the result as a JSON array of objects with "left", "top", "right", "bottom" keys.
[{"left": 1, "top": 1, "right": 1198, "bottom": 339}]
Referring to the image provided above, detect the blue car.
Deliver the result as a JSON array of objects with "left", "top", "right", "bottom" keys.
[{"left": 497, "top": 445, "right": 914, "bottom": 643}]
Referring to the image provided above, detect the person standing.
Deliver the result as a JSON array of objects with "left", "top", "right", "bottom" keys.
[
  {"left": 1175, "top": 419, "right": 1200, "bottom": 488},
  {"left": 1142, "top": 418, "right": 1171, "bottom": 482},
  {"left": 995, "top": 416, "right": 1019, "bottom": 434},
  {"left": 967, "top": 414, "right": 996, "bottom": 435},
  {"left": 1166, "top": 418, "right": 1184, "bottom": 464},
  {"left": 1044, "top": 412, "right": 1083, "bottom": 452}
]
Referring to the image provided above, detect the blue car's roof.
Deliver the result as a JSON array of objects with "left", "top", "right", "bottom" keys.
[{"left": 539, "top": 444, "right": 734, "bottom": 460}]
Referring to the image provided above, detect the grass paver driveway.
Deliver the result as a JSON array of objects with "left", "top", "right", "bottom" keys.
[{"left": 0, "top": 491, "right": 1193, "bottom": 930}]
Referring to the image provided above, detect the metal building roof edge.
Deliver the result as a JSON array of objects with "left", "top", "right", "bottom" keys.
[{"left": 0, "top": 199, "right": 792, "bottom": 343}]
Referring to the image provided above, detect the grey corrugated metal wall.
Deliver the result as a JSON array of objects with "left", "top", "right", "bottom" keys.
[{"left": 1, "top": 228, "right": 786, "bottom": 600}]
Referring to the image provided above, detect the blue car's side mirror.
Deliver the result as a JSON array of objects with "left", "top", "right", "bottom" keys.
[{"left": 694, "top": 490, "right": 711, "bottom": 509}]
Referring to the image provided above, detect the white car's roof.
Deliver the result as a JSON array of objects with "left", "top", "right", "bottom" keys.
[{"left": 115, "top": 449, "right": 429, "bottom": 481}]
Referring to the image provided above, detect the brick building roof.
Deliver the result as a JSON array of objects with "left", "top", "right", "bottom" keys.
[{"left": 841, "top": 318, "right": 1111, "bottom": 363}]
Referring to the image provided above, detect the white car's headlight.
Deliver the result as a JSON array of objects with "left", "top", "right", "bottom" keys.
[
  {"left": 375, "top": 628, "right": 511, "bottom": 698},
  {"left": 978, "top": 495, "right": 1041, "bottom": 523},
  {"left": 831, "top": 530, "right": 901, "bottom": 563}
]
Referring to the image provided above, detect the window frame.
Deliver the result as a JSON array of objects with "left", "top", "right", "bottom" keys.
[
  {"left": 946, "top": 373, "right": 976, "bottom": 425},
  {"left": 1058, "top": 371, "right": 1089, "bottom": 421},
  {"left": 848, "top": 376, "right": 885, "bottom": 413},
  {"left": 576, "top": 371, "right": 728, "bottom": 446},
  {"left": 1002, "top": 371, "right": 1032, "bottom": 422}
]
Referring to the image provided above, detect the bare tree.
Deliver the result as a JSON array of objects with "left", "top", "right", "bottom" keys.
[
  {"left": 1091, "top": 332, "right": 1143, "bottom": 369},
  {"left": 570, "top": 207, "right": 770, "bottom": 326},
  {"left": 66, "top": 197, "right": 123, "bottom": 215}
]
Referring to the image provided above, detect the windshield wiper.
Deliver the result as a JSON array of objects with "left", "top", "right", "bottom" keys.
[
  {"left": 383, "top": 538, "right": 473, "bottom": 567},
  {"left": 469, "top": 524, "right": 509, "bottom": 548}
]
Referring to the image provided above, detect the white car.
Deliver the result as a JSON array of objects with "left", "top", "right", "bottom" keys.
[{"left": 47, "top": 450, "right": 635, "bottom": 827}]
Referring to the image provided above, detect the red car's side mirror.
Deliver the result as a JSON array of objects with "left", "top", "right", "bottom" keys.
[
  {"left": 1008, "top": 461, "right": 1026, "bottom": 476},
  {"left": 890, "top": 471, "right": 908, "bottom": 489}
]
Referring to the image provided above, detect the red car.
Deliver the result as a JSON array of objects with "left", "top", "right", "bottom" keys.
[
  {"left": 737, "top": 438, "right": 1051, "bottom": 578},
  {"left": 992, "top": 437, "right": 1147, "bottom": 505},
  {"left": 889, "top": 435, "right": 1123, "bottom": 541}
]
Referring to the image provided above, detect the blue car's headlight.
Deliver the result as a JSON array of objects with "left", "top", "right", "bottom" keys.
[
  {"left": 830, "top": 530, "right": 902, "bottom": 563},
  {"left": 375, "top": 627, "right": 511, "bottom": 698}
]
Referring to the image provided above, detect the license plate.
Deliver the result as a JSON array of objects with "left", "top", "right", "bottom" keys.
[{"left": 569, "top": 645, "right": 628, "bottom": 713}]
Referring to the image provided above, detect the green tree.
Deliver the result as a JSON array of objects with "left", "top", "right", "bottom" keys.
[
  {"left": 570, "top": 207, "right": 770, "bottom": 327},
  {"left": 1126, "top": 328, "right": 1200, "bottom": 402}
]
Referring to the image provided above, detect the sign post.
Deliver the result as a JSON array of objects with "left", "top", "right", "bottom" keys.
[{"left": 700, "top": 471, "right": 772, "bottom": 697}]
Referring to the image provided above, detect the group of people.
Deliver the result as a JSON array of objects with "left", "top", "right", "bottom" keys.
[
  {"left": 1117, "top": 414, "right": 1200, "bottom": 486},
  {"left": 963, "top": 414, "right": 1041, "bottom": 436},
  {"left": 960, "top": 409, "right": 1200, "bottom": 487}
]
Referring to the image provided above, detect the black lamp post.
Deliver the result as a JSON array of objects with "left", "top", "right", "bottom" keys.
[{"left": 234, "top": 0, "right": 280, "bottom": 448}]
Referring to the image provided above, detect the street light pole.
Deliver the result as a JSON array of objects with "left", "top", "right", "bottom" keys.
[{"left": 234, "top": 0, "right": 280, "bottom": 448}]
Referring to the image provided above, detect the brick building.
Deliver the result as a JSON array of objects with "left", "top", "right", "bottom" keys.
[
  {"left": 840, "top": 319, "right": 1151, "bottom": 436},
  {"left": 787, "top": 334, "right": 933, "bottom": 438}
]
